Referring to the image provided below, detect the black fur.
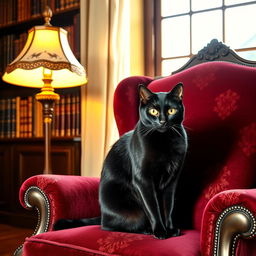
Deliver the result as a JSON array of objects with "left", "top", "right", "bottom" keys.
[{"left": 54, "top": 83, "right": 188, "bottom": 239}]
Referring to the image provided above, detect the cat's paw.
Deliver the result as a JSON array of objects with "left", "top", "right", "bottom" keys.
[
  {"left": 166, "top": 227, "right": 181, "bottom": 237},
  {"left": 153, "top": 230, "right": 169, "bottom": 239}
]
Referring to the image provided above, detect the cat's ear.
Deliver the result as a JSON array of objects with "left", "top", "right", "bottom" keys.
[
  {"left": 170, "top": 82, "right": 183, "bottom": 100},
  {"left": 138, "top": 84, "right": 154, "bottom": 104}
]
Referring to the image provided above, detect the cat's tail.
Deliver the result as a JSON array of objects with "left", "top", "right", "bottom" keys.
[{"left": 54, "top": 216, "right": 101, "bottom": 231}]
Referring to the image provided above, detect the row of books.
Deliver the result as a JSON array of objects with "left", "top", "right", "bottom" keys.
[
  {"left": 0, "top": 13, "right": 80, "bottom": 73},
  {"left": 64, "top": 13, "right": 80, "bottom": 60},
  {"left": 0, "top": 32, "right": 27, "bottom": 74},
  {"left": 0, "top": 93, "right": 81, "bottom": 138},
  {"left": 0, "top": 0, "right": 79, "bottom": 26}
]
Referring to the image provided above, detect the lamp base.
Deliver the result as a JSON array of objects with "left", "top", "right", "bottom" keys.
[{"left": 36, "top": 90, "right": 60, "bottom": 174}]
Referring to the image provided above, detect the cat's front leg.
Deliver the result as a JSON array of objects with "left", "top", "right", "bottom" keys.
[
  {"left": 133, "top": 176, "right": 168, "bottom": 239},
  {"left": 163, "top": 180, "right": 181, "bottom": 237}
]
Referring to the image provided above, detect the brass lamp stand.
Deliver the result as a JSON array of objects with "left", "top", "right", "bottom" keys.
[{"left": 36, "top": 72, "right": 60, "bottom": 174}]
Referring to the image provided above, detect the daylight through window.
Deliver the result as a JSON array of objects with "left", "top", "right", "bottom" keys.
[{"left": 158, "top": 0, "right": 256, "bottom": 75}]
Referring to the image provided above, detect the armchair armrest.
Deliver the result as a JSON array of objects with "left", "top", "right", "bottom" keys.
[
  {"left": 20, "top": 175, "right": 100, "bottom": 233},
  {"left": 201, "top": 189, "right": 256, "bottom": 256},
  {"left": 15, "top": 175, "right": 100, "bottom": 256}
]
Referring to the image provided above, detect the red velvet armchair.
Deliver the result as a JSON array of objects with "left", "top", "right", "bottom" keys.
[{"left": 16, "top": 40, "right": 256, "bottom": 256}]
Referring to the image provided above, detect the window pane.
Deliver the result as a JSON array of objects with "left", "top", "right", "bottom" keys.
[
  {"left": 225, "top": 5, "right": 256, "bottom": 49},
  {"left": 192, "top": 10, "right": 223, "bottom": 53},
  {"left": 162, "top": 16, "right": 190, "bottom": 58},
  {"left": 237, "top": 50, "right": 256, "bottom": 61},
  {"left": 192, "top": 0, "right": 222, "bottom": 11},
  {"left": 161, "top": 0, "right": 190, "bottom": 17},
  {"left": 225, "top": 0, "right": 255, "bottom": 5},
  {"left": 162, "top": 58, "right": 190, "bottom": 76}
]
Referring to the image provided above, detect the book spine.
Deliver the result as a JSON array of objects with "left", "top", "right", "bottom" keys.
[
  {"left": 51, "top": 111, "right": 55, "bottom": 137},
  {"left": 74, "top": 13, "right": 80, "bottom": 58},
  {"left": 19, "top": 99, "right": 22, "bottom": 138},
  {"left": 55, "top": 0, "right": 60, "bottom": 12},
  {"left": 65, "top": 94, "right": 71, "bottom": 136},
  {"left": 17, "top": 0, "right": 21, "bottom": 21},
  {"left": 16, "top": 96, "right": 20, "bottom": 138},
  {"left": 27, "top": 0, "right": 31, "bottom": 20},
  {"left": 0, "top": 0, "right": 3, "bottom": 26},
  {"left": 7, "top": 0, "right": 11, "bottom": 24},
  {"left": 66, "top": 0, "right": 71, "bottom": 8},
  {"left": 6, "top": 98, "right": 11, "bottom": 138},
  {"left": 71, "top": 94, "right": 76, "bottom": 136},
  {"left": 75, "top": 93, "right": 80, "bottom": 136},
  {"left": 60, "top": 0, "right": 65, "bottom": 10},
  {"left": 24, "top": 98, "right": 28, "bottom": 137},
  {"left": 31, "top": 0, "right": 36, "bottom": 17},
  {"left": 11, "top": 98, "right": 16, "bottom": 138},
  {"left": 32, "top": 97, "right": 36, "bottom": 137},
  {"left": 3, "top": 36, "right": 7, "bottom": 74},
  {"left": 50, "top": 0, "right": 55, "bottom": 14},
  {"left": 20, "top": 99, "right": 24, "bottom": 137},
  {"left": 34, "top": 100, "right": 43, "bottom": 137},
  {"left": 54, "top": 100, "right": 60, "bottom": 137},
  {"left": 0, "top": 99, "right": 4, "bottom": 138},
  {"left": 27, "top": 96, "right": 33, "bottom": 137},
  {"left": 3, "top": 99, "right": 6, "bottom": 138},
  {"left": 60, "top": 96, "right": 65, "bottom": 137},
  {"left": 13, "top": 0, "right": 17, "bottom": 23}
]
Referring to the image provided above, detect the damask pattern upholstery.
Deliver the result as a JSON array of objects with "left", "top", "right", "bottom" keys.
[
  {"left": 20, "top": 61, "right": 256, "bottom": 256},
  {"left": 24, "top": 228, "right": 200, "bottom": 256}
]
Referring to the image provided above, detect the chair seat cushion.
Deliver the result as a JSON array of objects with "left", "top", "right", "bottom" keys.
[{"left": 23, "top": 226, "right": 200, "bottom": 256}]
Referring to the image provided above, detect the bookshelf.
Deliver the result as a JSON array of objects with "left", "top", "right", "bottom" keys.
[
  {"left": 0, "top": 0, "right": 82, "bottom": 227},
  {"left": 0, "top": 91, "right": 81, "bottom": 138}
]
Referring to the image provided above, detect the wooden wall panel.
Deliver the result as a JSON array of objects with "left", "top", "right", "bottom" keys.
[
  {"left": 0, "top": 147, "right": 11, "bottom": 210},
  {"left": 0, "top": 138, "right": 81, "bottom": 227}
]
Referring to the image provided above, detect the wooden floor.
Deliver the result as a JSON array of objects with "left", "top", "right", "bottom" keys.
[{"left": 0, "top": 224, "right": 33, "bottom": 256}]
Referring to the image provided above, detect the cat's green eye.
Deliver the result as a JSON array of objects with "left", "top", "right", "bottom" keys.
[
  {"left": 149, "top": 108, "right": 159, "bottom": 116},
  {"left": 168, "top": 108, "right": 177, "bottom": 115}
]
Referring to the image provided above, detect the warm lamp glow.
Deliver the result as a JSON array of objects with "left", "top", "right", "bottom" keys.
[
  {"left": 2, "top": 6, "right": 87, "bottom": 174},
  {"left": 2, "top": 26, "right": 87, "bottom": 87}
]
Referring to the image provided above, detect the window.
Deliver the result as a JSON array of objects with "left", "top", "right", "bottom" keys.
[{"left": 145, "top": 0, "right": 256, "bottom": 76}]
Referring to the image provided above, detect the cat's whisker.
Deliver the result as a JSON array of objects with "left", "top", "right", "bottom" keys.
[
  {"left": 172, "top": 124, "right": 192, "bottom": 133},
  {"left": 143, "top": 128, "right": 155, "bottom": 137},
  {"left": 140, "top": 126, "right": 157, "bottom": 137},
  {"left": 147, "top": 129, "right": 154, "bottom": 135},
  {"left": 174, "top": 124, "right": 192, "bottom": 131},
  {"left": 171, "top": 126, "right": 184, "bottom": 139}
]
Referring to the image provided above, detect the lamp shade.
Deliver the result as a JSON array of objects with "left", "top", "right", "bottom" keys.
[{"left": 2, "top": 25, "right": 87, "bottom": 88}]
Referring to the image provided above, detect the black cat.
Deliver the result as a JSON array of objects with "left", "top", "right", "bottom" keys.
[{"left": 54, "top": 83, "right": 188, "bottom": 239}]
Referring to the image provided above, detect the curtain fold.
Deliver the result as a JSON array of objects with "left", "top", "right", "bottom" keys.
[{"left": 80, "top": 0, "right": 143, "bottom": 177}]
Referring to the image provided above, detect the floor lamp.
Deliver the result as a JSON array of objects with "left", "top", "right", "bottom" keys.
[{"left": 2, "top": 7, "right": 87, "bottom": 174}]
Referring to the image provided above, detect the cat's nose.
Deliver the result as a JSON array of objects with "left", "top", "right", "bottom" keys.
[{"left": 160, "top": 120, "right": 166, "bottom": 124}]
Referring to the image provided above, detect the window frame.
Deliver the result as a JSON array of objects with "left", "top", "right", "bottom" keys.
[{"left": 144, "top": 0, "right": 256, "bottom": 76}]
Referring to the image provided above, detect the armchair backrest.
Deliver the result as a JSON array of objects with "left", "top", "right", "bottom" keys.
[{"left": 113, "top": 40, "right": 256, "bottom": 231}]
